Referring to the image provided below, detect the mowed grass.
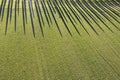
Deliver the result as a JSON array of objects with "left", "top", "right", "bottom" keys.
[{"left": 0, "top": 1, "right": 120, "bottom": 80}]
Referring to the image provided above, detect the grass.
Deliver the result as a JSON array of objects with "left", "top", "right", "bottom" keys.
[{"left": 0, "top": 0, "right": 120, "bottom": 80}]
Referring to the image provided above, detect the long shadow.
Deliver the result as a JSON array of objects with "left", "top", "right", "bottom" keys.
[
  {"left": 30, "top": 0, "right": 35, "bottom": 18},
  {"left": 115, "top": 0, "right": 120, "bottom": 3},
  {"left": 65, "top": 0, "right": 81, "bottom": 22},
  {"left": 95, "top": 0, "right": 120, "bottom": 23},
  {"left": 0, "top": 6, "right": 1, "bottom": 18},
  {"left": 14, "top": 0, "right": 17, "bottom": 32},
  {"left": 5, "top": 0, "right": 11, "bottom": 35},
  {"left": 41, "top": 1, "right": 50, "bottom": 27},
  {"left": 53, "top": 0, "right": 72, "bottom": 36},
  {"left": 36, "top": 0, "right": 44, "bottom": 26},
  {"left": 47, "top": 1, "right": 62, "bottom": 36},
  {"left": 10, "top": 0, "right": 13, "bottom": 22},
  {"left": 77, "top": 0, "right": 104, "bottom": 32},
  {"left": 71, "top": 0, "right": 92, "bottom": 23},
  {"left": 34, "top": 0, "right": 44, "bottom": 37},
  {"left": 0, "top": 0, "right": 4, "bottom": 17},
  {"left": 60, "top": 0, "right": 77, "bottom": 24},
  {"left": 43, "top": 0, "right": 52, "bottom": 24},
  {"left": 48, "top": 0, "right": 56, "bottom": 14},
  {"left": 85, "top": 1, "right": 105, "bottom": 20},
  {"left": 93, "top": 0, "right": 120, "bottom": 31},
  {"left": 65, "top": 0, "right": 80, "bottom": 21},
  {"left": 112, "top": 0, "right": 120, "bottom": 5},
  {"left": 1, "top": 0, "right": 6, "bottom": 21},
  {"left": 65, "top": 0, "right": 90, "bottom": 35},
  {"left": 24, "top": 0, "right": 27, "bottom": 24},
  {"left": 71, "top": 0, "right": 98, "bottom": 35},
  {"left": 18, "top": 0, "right": 20, "bottom": 16},
  {"left": 106, "top": 0, "right": 116, "bottom": 6},
  {"left": 84, "top": 1, "right": 113, "bottom": 32},
  {"left": 54, "top": 0, "right": 68, "bottom": 22},
  {"left": 100, "top": 1, "right": 120, "bottom": 23},
  {"left": 106, "top": 0, "right": 120, "bottom": 8},
  {"left": 99, "top": 0, "right": 120, "bottom": 17},
  {"left": 77, "top": 0, "right": 98, "bottom": 22},
  {"left": 22, "top": 0, "right": 26, "bottom": 34},
  {"left": 59, "top": 0, "right": 80, "bottom": 35},
  {"left": 28, "top": 0, "right": 35, "bottom": 37}
]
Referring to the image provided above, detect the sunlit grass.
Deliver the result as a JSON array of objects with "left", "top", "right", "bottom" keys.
[{"left": 0, "top": 0, "right": 120, "bottom": 80}]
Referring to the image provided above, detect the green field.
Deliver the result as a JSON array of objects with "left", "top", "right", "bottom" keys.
[{"left": 0, "top": 0, "right": 120, "bottom": 80}]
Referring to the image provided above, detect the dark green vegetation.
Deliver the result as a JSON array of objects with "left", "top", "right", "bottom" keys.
[{"left": 0, "top": 0, "right": 120, "bottom": 80}]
